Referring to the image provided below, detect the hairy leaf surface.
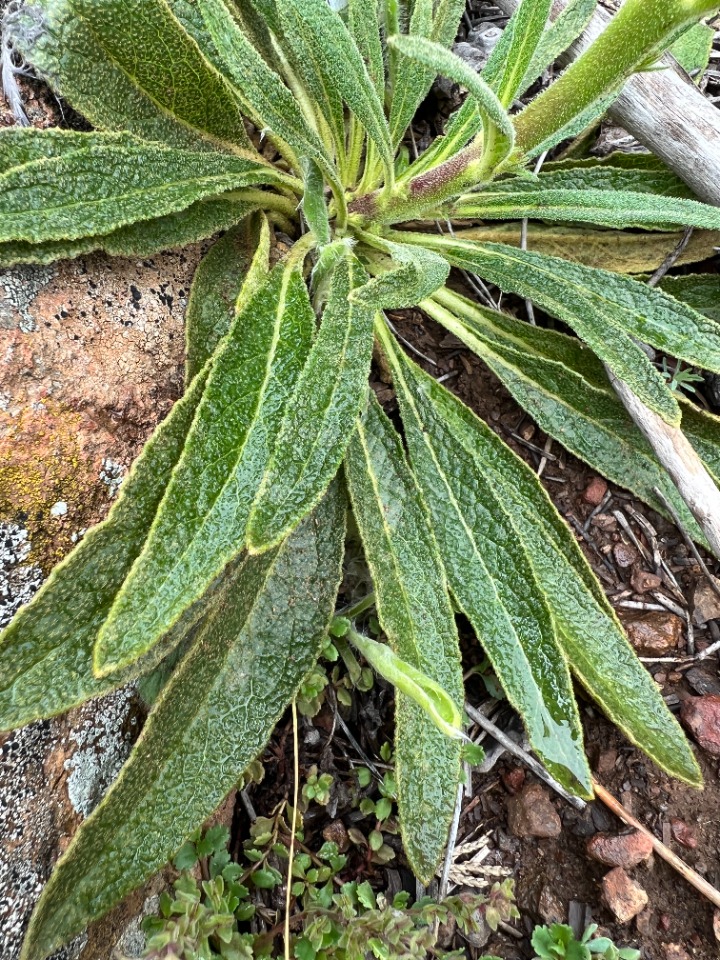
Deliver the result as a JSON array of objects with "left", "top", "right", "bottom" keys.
[
  {"left": 345, "top": 398, "right": 463, "bottom": 881},
  {"left": 389, "top": 35, "right": 514, "bottom": 155},
  {"left": 659, "top": 274, "right": 720, "bottom": 322},
  {"left": 392, "top": 350, "right": 700, "bottom": 787},
  {"left": 419, "top": 237, "right": 718, "bottom": 423},
  {"left": 0, "top": 369, "right": 209, "bottom": 731},
  {"left": 353, "top": 238, "right": 450, "bottom": 309},
  {"left": 0, "top": 144, "right": 281, "bottom": 245},
  {"left": 185, "top": 213, "right": 270, "bottom": 383},
  {"left": 12, "top": 0, "right": 253, "bottom": 153},
  {"left": 95, "top": 263, "right": 315, "bottom": 675},
  {"left": 380, "top": 329, "right": 591, "bottom": 793},
  {"left": 450, "top": 185, "right": 720, "bottom": 230},
  {"left": 524, "top": 0, "right": 597, "bottom": 91},
  {"left": 0, "top": 196, "right": 259, "bottom": 268},
  {"left": 21, "top": 484, "right": 346, "bottom": 960},
  {"left": 425, "top": 288, "right": 706, "bottom": 544},
  {"left": 194, "top": 0, "right": 342, "bottom": 194},
  {"left": 482, "top": 0, "right": 552, "bottom": 107},
  {"left": 348, "top": 0, "right": 385, "bottom": 97},
  {"left": 280, "top": 0, "right": 393, "bottom": 181},
  {"left": 247, "top": 254, "right": 375, "bottom": 552}
]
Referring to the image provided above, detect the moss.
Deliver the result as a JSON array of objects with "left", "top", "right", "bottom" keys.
[{"left": 0, "top": 401, "right": 106, "bottom": 570}]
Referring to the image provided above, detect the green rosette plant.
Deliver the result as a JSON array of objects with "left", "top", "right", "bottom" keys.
[{"left": 1, "top": 0, "right": 719, "bottom": 956}]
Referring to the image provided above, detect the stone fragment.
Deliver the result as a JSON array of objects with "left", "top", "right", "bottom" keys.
[
  {"left": 670, "top": 818, "right": 697, "bottom": 850},
  {"left": 663, "top": 945, "right": 691, "bottom": 960},
  {"left": 583, "top": 477, "right": 608, "bottom": 506},
  {"left": 322, "top": 819, "right": 349, "bottom": 853},
  {"left": 507, "top": 783, "right": 561, "bottom": 839},
  {"left": 601, "top": 867, "right": 648, "bottom": 923},
  {"left": 614, "top": 542, "right": 638, "bottom": 569},
  {"left": 630, "top": 569, "right": 662, "bottom": 594},
  {"left": 501, "top": 766, "right": 525, "bottom": 794},
  {"left": 595, "top": 749, "right": 617, "bottom": 777},
  {"left": 619, "top": 611, "right": 683, "bottom": 657},
  {"left": 685, "top": 667, "right": 720, "bottom": 697},
  {"left": 537, "top": 884, "right": 565, "bottom": 925},
  {"left": 680, "top": 694, "right": 720, "bottom": 756},
  {"left": 586, "top": 830, "right": 653, "bottom": 869},
  {"left": 693, "top": 577, "right": 720, "bottom": 625}
]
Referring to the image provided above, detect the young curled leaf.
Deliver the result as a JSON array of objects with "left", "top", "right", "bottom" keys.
[
  {"left": 347, "top": 630, "right": 464, "bottom": 741},
  {"left": 352, "top": 237, "right": 450, "bottom": 310},
  {"left": 388, "top": 34, "right": 514, "bottom": 162}
]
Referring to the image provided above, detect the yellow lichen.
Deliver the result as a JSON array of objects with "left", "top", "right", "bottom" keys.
[{"left": 0, "top": 401, "right": 106, "bottom": 569}]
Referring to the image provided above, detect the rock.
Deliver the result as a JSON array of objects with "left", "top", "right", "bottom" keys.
[
  {"left": 685, "top": 667, "right": 720, "bottom": 697},
  {"left": 538, "top": 884, "right": 565, "bottom": 925},
  {"left": 663, "top": 945, "right": 691, "bottom": 960},
  {"left": 501, "top": 766, "right": 525, "bottom": 794},
  {"left": 586, "top": 830, "right": 653, "bottom": 869},
  {"left": 614, "top": 542, "right": 639, "bottom": 569},
  {"left": 619, "top": 611, "right": 683, "bottom": 657},
  {"left": 595, "top": 749, "right": 618, "bottom": 777},
  {"left": 670, "top": 818, "right": 697, "bottom": 849},
  {"left": 693, "top": 577, "right": 720, "bottom": 625},
  {"left": 583, "top": 477, "right": 608, "bottom": 506},
  {"left": 630, "top": 569, "right": 662, "bottom": 594},
  {"left": 322, "top": 819, "right": 349, "bottom": 853},
  {"left": 601, "top": 868, "right": 648, "bottom": 924},
  {"left": 680, "top": 695, "right": 720, "bottom": 756},
  {"left": 507, "top": 783, "right": 562, "bottom": 839}
]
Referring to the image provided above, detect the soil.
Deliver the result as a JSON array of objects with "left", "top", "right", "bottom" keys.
[{"left": 3, "top": 3, "right": 720, "bottom": 960}]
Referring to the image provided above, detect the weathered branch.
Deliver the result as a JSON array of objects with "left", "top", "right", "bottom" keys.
[
  {"left": 495, "top": 0, "right": 720, "bottom": 556},
  {"left": 496, "top": 0, "right": 720, "bottom": 204}
]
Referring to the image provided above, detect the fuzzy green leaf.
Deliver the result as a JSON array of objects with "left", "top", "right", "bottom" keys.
[
  {"left": 450, "top": 184, "right": 720, "bottom": 230},
  {"left": 302, "top": 159, "right": 332, "bottom": 246},
  {"left": 280, "top": 0, "right": 394, "bottom": 181},
  {"left": 524, "top": 0, "right": 597, "bottom": 93},
  {"left": 0, "top": 195, "right": 259, "bottom": 268},
  {"left": 348, "top": 0, "right": 385, "bottom": 97},
  {"left": 390, "top": 347, "right": 699, "bottom": 787},
  {"left": 247, "top": 254, "right": 375, "bottom": 553},
  {"left": 0, "top": 143, "right": 282, "bottom": 245},
  {"left": 0, "top": 367, "right": 210, "bottom": 731},
  {"left": 420, "top": 237, "right": 689, "bottom": 423},
  {"left": 94, "top": 263, "right": 315, "bottom": 675},
  {"left": 344, "top": 398, "right": 463, "bottom": 881},
  {"left": 185, "top": 213, "right": 270, "bottom": 383},
  {"left": 513, "top": 157, "right": 695, "bottom": 196},
  {"left": 0, "top": 129, "right": 134, "bottom": 173},
  {"left": 388, "top": 0, "right": 434, "bottom": 149},
  {"left": 425, "top": 287, "right": 707, "bottom": 545},
  {"left": 482, "top": 0, "right": 553, "bottom": 107},
  {"left": 20, "top": 483, "right": 346, "bottom": 960},
  {"left": 659, "top": 274, "right": 720, "bottom": 323},
  {"left": 379, "top": 328, "right": 591, "bottom": 794},
  {"left": 389, "top": 35, "right": 514, "bottom": 155},
  {"left": 193, "top": 0, "right": 342, "bottom": 195},
  {"left": 11, "top": 0, "right": 254, "bottom": 153},
  {"left": 353, "top": 238, "right": 450, "bottom": 309}
]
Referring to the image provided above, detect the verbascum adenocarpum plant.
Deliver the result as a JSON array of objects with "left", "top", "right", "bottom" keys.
[{"left": 1, "top": 0, "right": 719, "bottom": 956}]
